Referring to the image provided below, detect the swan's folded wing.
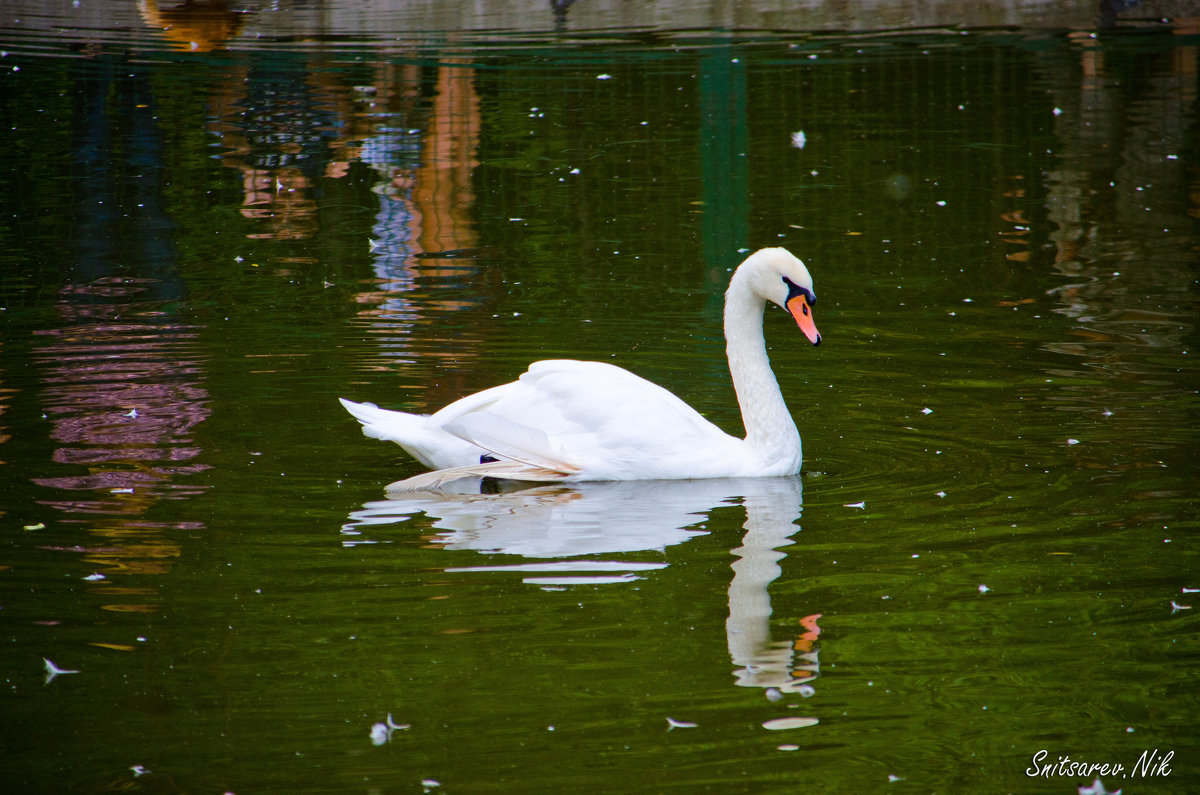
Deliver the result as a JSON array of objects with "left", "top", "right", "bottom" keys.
[
  {"left": 385, "top": 460, "right": 572, "bottom": 492},
  {"left": 507, "top": 360, "right": 745, "bottom": 477},
  {"left": 443, "top": 413, "right": 581, "bottom": 475}
]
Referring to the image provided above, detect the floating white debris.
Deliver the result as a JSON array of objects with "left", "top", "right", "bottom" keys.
[
  {"left": 1067, "top": 438, "right": 1079, "bottom": 445},
  {"left": 23, "top": 522, "right": 45, "bottom": 531},
  {"left": 765, "top": 688, "right": 783, "bottom": 702},
  {"left": 888, "top": 774, "right": 906, "bottom": 783},
  {"left": 569, "top": 167, "right": 580, "bottom": 175},
  {"left": 763, "top": 717, "right": 818, "bottom": 730},
  {"left": 1078, "top": 778, "right": 1122, "bottom": 795},
  {"left": 666, "top": 717, "right": 697, "bottom": 729},
  {"left": 778, "top": 744, "right": 801, "bottom": 751},
  {"left": 936, "top": 491, "right": 946, "bottom": 498},
  {"left": 978, "top": 584, "right": 990, "bottom": 594},
  {"left": 596, "top": 73, "right": 613, "bottom": 80},
  {"left": 1053, "top": 107, "right": 1064, "bottom": 117},
  {"left": 84, "top": 573, "right": 106, "bottom": 581},
  {"left": 1182, "top": 587, "right": 1199, "bottom": 594},
  {"left": 370, "top": 713, "right": 410, "bottom": 745},
  {"left": 796, "top": 684, "right": 816, "bottom": 698},
  {"left": 130, "top": 765, "right": 150, "bottom": 777},
  {"left": 368, "top": 238, "right": 381, "bottom": 251},
  {"left": 791, "top": 130, "right": 806, "bottom": 149},
  {"left": 936, "top": 200, "right": 947, "bottom": 207},
  {"left": 421, "top": 780, "right": 441, "bottom": 791},
  {"left": 110, "top": 488, "right": 134, "bottom": 494},
  {"left": 921, "top": 407, "right": 932, "bottom": 415},
  {"left": 1170, "top": 601, "right": 1192, "bottom": 613},
  {"left": 124, "top": 408, "right": 138, "bottom": 418},
  {"left": 844, "top": 501, "right": 866, "bottom": 510},
  {"left": 44, "top": 658, "right": 80, "bottom": 684}
]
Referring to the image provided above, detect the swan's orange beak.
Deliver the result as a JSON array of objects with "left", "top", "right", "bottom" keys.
[{"left": 787, "top": 294, "right": 822, "bottom": 346}]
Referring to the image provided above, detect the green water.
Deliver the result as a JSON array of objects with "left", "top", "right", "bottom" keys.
[{"left": 1, "top": 12, "right": 1197, "bottom": 794}]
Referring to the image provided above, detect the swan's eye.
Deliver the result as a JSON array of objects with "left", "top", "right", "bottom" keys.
[{"left": 782, "top": 276, "right": 816, "bottom": 305}]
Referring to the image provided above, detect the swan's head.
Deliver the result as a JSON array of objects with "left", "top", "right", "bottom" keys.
[{"left": 732, "top": 247, "right": 822, "bottom": 346}]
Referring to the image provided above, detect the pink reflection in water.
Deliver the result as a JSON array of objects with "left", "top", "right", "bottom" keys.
[{"left": 32, "top": 278, "right": 212, "bottom": 523}]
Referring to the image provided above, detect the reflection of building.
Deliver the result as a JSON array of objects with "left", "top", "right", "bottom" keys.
[
  {"left": 1038, "top": 32, "right": 1197, "bottom": 405},
  {"left": 208, "top": 57, "right": 342, "bottom": 241},
  {"left": 343, "top": 59, "right": 492, "bottom": 409},
  {"left": 33, "top": 287, "right": 209, "bottom": 583},
  {"left": 356, "top": 61, "right": 482, "bottom": 298},
  {"left": 137, "top": 0, "right": 244, "bottom": 52},
  {"left": 26, "top": 58, "right": 212, "bottom": 592}
]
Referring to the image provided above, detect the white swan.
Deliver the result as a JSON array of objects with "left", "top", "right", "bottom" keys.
[{"left": 340, "top": 247, "right": 821, "bottom": 490}]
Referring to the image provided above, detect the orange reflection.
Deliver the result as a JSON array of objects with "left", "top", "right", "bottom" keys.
[{"left": 137, "top": 0, "right": 244, "bottom": 52}]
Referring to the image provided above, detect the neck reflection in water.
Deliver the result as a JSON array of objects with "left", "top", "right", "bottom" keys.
[{"left": 343, "top": 475, "right": 820, "bottom": 695}]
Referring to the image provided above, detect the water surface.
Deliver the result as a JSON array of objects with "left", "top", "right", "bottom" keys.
[{"left": 1, "top": 7, "right": 1197, "bottom": 793}]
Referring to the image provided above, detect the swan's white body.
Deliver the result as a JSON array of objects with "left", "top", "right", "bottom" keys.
[{"left": 340, "top": 247, "right": 821, "bottom": 490}]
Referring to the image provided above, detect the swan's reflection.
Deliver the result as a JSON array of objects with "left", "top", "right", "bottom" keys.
[{"left": 343, "top": 475, "right": 819, "bottom": 693}]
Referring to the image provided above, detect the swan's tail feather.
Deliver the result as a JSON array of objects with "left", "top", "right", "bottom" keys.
[
  {"left": 444, "top": 414, "right": 579, "bottom": 475},
  {"left": 338, "top": 398, "right": 423, "bottom": 442},
  {"left": 385, "top": 461, "right": 573, "bottom": 493}
]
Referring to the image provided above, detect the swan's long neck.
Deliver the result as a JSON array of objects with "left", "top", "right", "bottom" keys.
[{"left": 724, "top": 274, "right": 802, "bottom": 469}]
